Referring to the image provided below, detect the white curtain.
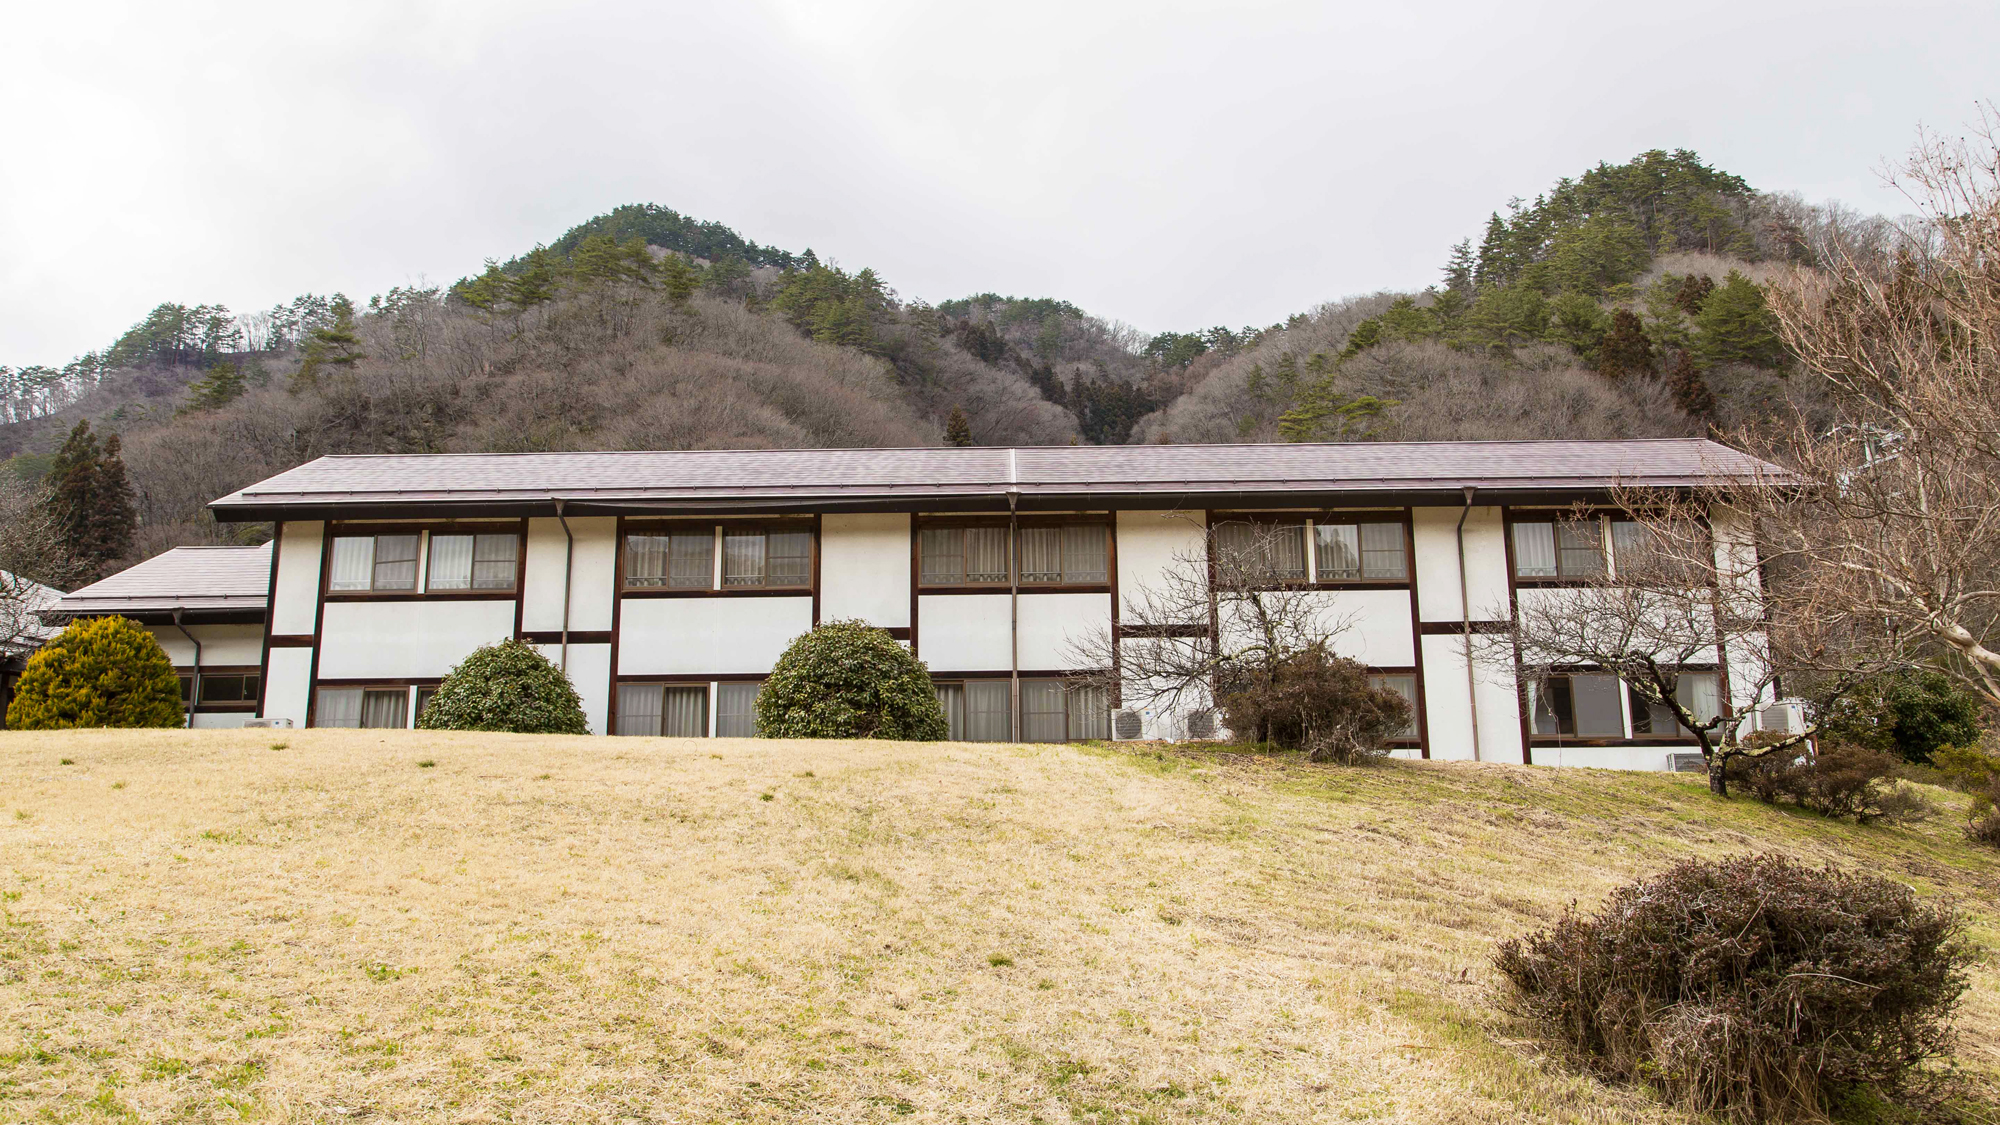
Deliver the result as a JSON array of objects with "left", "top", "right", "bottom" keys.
[
  {"left": 716, "top": 682, "right": 761, "bottom": 737},
  {"left": 316, "top": 687, "right": 363, "bottom": 727},
  {"left": 372, "top": 535, "right": 420, "bottom": 591},
  {"left": 427, "top": 534, "right": 475, "bottom": 589},
  {"left": 935, "top": 683, "right": 966, "bottom": 740},
  {"left": 1068, "top": 683, "right": 1109, "bottom": 740},
  {"left": 1020, "top": 679, "right": 1068, "bottom": 742},
  {"left": 965, "top": 527, "right": 1009, "bottom": 583},
  {"left": 767, "top": 531, "right": 811, "bottom": 587},
  {"left": 723, "top": 533, "right": 766, "bottom": 586},
  {"left": 1020, "top": 527, "right": 1062, "bottom": 583},
  {"left": 1359, "top": 522, "right": 1406, "bottom": 579},
  {"left": 1315, "top": 523, "right": 1360, "bottom": 580},
  {"left": 625, "top": 535, "right": 669, "bottom": 587},
  {"left": 472, "top": 534, "right": 518, "bottom": 588},
  {"left": 1368, "top": 673, "right": 1418, "bottom": 736},
  {"left": 965, "top": 681, "right": 1011, "bottom": 741},
  {"left": 920, "top": 528, "right": 963, "bottom": 584},
  {"left": 361, "top": 689, "right": 409, "bottom": 729},
  {"left": 670, "top": 531, "right": 714, "bottom": 587},
  {"left": 1512, "top": 522, "right": 1557, "bottom": 577},
  {"left": 617, "top": 684, "right": 664, "bottom": 736},
  {"left": 1061, "top": 525, "right": 1106, "bottom": 583},
  {"left": 1677, "top": 672, "right": 1722, "bottom": 727},
  {"left": 663, "top": 686, "right": 708, "bottom": 737},
  {"left": 328, "top": 538, "right": 375, "bottom": 591}
]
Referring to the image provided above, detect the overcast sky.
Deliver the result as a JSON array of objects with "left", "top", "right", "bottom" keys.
[{"left": 3, "top": 0, "right": 1994, "bottom": 366}]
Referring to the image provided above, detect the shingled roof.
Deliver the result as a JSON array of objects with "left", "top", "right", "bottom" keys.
[
  {"left": 45, "top": 544, "right": 271, "bottom": 622},
  {"left": 208, "top": 439, "right": 1791, "bottom": 519}
]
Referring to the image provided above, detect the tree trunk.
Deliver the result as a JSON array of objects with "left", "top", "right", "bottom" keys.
[{"left": 1707, "top": 752, "right": 1730, "bottom": 797}]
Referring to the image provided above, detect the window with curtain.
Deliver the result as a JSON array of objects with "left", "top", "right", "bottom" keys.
[
  {"left": 614, "top": 684, "right": 709, "bottom": 735},
  {"left": 965, "top": 681, "right": 1012, "bottom": 740},
  {"left": 328, "top": 534, "right": 420, "bottom": 592},
  {"left": 625, "top": 530, "right": 716, "bottom": 589},
  {"left": 616, "top": 683, "right": 664, "bottom": 736},
  {"left": 724, "top": 528, "right": 812, "bottom": 588},
  {"left": 315, "top": 687, "right": 408, "bottom": 729},
  {"left": 415, "top": 685, "right": 437, "bottom": 720},
  {"left": 716, "top": 682, "right": 762, "bottom": 737},
  {"left": 428, "top": 533, "right": 519, "bottom": 590},
  {"left": 1315, "top": 520, "right": 1406, "bottom": 581},
  {"left": 1017, "top": 525, "right": 1108, "bottom": 585},
  {"left": 1213, "top": 521, "right": 1307, "bottom": 583},
  {"left": 935, "top": 683, "right": 967, "bottom": 740},
  {"left": 1019, "top": 679, "right": 1068, "bottom": 742},
  {"left": 1528, "top": 673, "right": 1622, "bottom": 737},
  {"left": 1366, "top": 673, "right": 1418, "bottom": 738},
  {"left": 920, "top": 526, "right": 1010, "bottom": 585},
  {"left": 1512, "top": 519, "right": 1609, "bottom": 580}
]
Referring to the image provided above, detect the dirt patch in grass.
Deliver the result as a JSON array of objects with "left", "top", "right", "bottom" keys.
[{"left": 1, "top": 730, "right": 1994, "bottom": 1122}]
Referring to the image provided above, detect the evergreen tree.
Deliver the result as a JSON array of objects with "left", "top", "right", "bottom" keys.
[
  {"left": 1692, "top": 271, "right": 1786, "bottom": 367},
  {"left": 1673, "top": 273, "right": 1716, "bottom": 315},
  {"left": 944, "top": 406, "right": 974, "bottom": 446},
  {"left": 1441, "top": 239, "right": 1475, "bottom": 296},
  {"left": 507, "top": 247, "right": 563, "bottom": 308},
  {"left": 1668, "top": 349, "right": 1716, "bottom": 419},
  {"left": 179, "top": 360, "right": 246, "bottom": 413},
  {"left": 1595, "top": 309, "right": 1654, "bottom": 379},
  {"left": 43, "top": 420, "right": 136, "bottom": 577},
  {"left": 658, "top": 254, "right": 704, "bottom": 305},
  {"left": 288, "top": 294, "right": 362, "bottom": 393}
]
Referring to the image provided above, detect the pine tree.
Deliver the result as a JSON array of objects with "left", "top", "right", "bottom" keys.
[
  {"left": 1692, "top": 271, "right": 1786, "bottom": 367},
  {"left": 1442, "top": 239, "right": 1476, "bottom": 296},
  {"left": 1668, "top": 349, "right": 1716, "bottom": 419},
  {"left": 289, "top": 294, "right": 362, "bottom": 393},
  {"left": 1595, "top": 308, "right": 1654, "bottom": 379},
  {"left": 658, "top": 255, "right": 704, "bottom": 305},
  {"left": 944, "top": 406, "right": 974, "bottom": 447},
  {"left": 1673, "top": 273, "right": 1716, "bottom": 316},
  {"left": 43, "top": 420, "right": 136, "bottom": 578},
  {"left": 179, "top": 360, "right": 246, "bottom": 413}
]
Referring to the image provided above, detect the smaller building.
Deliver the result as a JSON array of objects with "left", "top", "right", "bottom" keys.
[
  {"left": 43, "top": 544, "right": 272, "bottom": 728},
  {"left": 1, "top": 570, "right": 65, "bottom": 725}
]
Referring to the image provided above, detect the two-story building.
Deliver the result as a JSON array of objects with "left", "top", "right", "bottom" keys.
[{"left": 122, "top": 438, "right": 1779, "bottom": 770}]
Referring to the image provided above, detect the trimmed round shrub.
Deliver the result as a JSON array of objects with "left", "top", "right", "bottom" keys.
[
  {"left": 6, "top": 615, "right": 184, "bottom": 730},
  {"left": 417, "top": 639, "right": 588, "bottom": 734},
  {"left": 1495, "top": 853, "right": 1971, "bottom": 1122},
  {"left": 755, "top": 619, "right": 946, "bottom": 740}
]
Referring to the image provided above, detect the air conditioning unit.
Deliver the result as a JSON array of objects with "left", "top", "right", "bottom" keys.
[
  {"left": 1111, "top": 708, "right": 1146, "bottom": 741},
  {"left": 244, "top": 717, "right": 294, "bottom": 729},
  {"left": 1183, "top": 710, "right": 1218, "bottom": 741},
  {"left": 1757, "top": 700, "right": 1808, "bottom": 735},
  {"left": 1667, "top": 752, "right": 1708, "bottom": 773}
]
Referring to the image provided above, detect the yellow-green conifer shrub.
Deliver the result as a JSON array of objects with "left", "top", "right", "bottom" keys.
[{"left": 5, "top": 615, "right": 184, "bottom": 730}]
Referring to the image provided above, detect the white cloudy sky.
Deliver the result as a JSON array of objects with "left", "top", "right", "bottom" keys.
[{"left": 3, "top": 0, "right": 1994, "bottom": 365}]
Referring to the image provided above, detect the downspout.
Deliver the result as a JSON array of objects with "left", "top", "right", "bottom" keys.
[
  {"left": 171, "top": 608, "right": 201, "bottom": 729},
  {"left": 1007, "top": 449, "right": 1021, "bottom": 742},
  {"left": 554, "top": 499, "right": 575, "bottom": 673},
  {"left": 1455, "top": 486, "right": 1482, "bottom": 762}
]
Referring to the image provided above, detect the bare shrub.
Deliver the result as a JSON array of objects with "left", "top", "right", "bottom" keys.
[
  {"left": 1495, "top": 853, "right": 1971, "bottom": 1122},
  {"left": 1216, "top": 646, "right": 1408, "bottom": 764},
  {"left": 1727, "top": 742, "right": 1935, "bottom": 824}
]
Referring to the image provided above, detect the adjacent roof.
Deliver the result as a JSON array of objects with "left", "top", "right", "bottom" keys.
[
  {"left": 208, "top": 439, "right": 1793, "bottom": 519},
  {"left": 2, "top": 571, "right": 64, "bottom": 654},
  {"left": 45, "top": 544, "right": 271, "bottom": 621}
]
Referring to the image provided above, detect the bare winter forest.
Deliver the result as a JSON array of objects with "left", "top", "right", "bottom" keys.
[{"left": 0, "top": 150, "right": 1895, "bottom": 563}]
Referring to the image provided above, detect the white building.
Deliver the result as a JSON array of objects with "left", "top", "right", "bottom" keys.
[
  {"left": 52, "top": 438, "right": 1774, "bottom": 770},
  {"left": 1, "top": 569, "right": 65, "bottom": 724}
]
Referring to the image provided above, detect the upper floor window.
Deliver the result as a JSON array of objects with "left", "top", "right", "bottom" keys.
[
  {"left": 1213, "top": 521, "right": 1307, "bottom": 582},
  {"left": 624, "top": 524, "right": 814, "bottom": 592},
  {"left": 920, "top": 525, "right": 1011, "bottom": 586},
  {"left": 427, "top": 534, "right": 519, "bottom": 590},
  {"left": 1020, "top": 525, "right": 1107, "bottom": 585},
  {"left": 918, "top": 522, "right": 1110, "bottom": 588},
  {"left": 1512, "top": 515, "right": 1665, "bottom": 582},
  {"left": 1316, "top": 521, "right": 1407, "bottom": 581},
  {"left": 328, "top": 527, "right": 520, "bottom": 594},
  {"left": 1215, "top": 515, "right": 1408, "bottom": 585},
  {"left": 329, "top": 533, "right": 421, "bottom": 591}
]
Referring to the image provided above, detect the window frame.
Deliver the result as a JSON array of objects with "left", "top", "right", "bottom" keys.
[
  {"left": 310, "top": 682, "right": 435, "bottom": 729},
  {"left": 322, "top": 521, "right": 526, "bottom": 600},
  {"left": 1209, "top": 510, "right": 1414, "bottom": 590},
  {"left": 619, "top": 518, "right": 818, "bottom": 597},
  {"left": 609, "top": 677, "right": 769, "bottom": 737},
  {"left": 1364, "top": 669, "right": 1423, "bottom": 747},
  {"left": 931, "top": 675, "right": 1110, "bottom": 742},
  {"left": 913, "top": 515, "right": 1114, "bottom": 593},
  {"left": 1504, "top": 509, "right": 1708, "bottom": 587},
  {"left": 192, "top": 667, "right": 263, "bottom": 711},
  {"left": 1523, "top": 666, "right": 1724, "bottom": 746}
]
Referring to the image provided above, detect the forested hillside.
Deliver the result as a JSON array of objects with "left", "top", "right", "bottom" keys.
[{"left": 0, "top": 150, "right": 1885, "bottom": 565}]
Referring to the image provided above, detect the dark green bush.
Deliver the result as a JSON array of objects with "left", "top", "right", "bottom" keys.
[
  {"left": 1821, "top": 670, "right": 1983, "bottom": 765},
  {"left": 1726, "top": 742, "right": 1933, "bottom": 824},
  {"left": 417, "top": 639, "right": 588, "bottom": 734},
  {"left": 755, "top": 619, "right": 946, "bottom": 740},
  {"left": 5, "top": 615, "right": 183, "bottom": 730},
  {"left": 1495, "top": 854, "right": 1971, "bottom": 1122},
  {"left": 1217, "top": 645, "right": 1409, "bottom": 764},
  {"left": 1934, "top": 745, "right": 2000, "bottom": 848}
]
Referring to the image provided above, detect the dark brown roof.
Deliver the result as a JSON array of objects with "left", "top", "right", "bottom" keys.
[
  {"left": 47, "top": 544, "right": 271, "bottom": 617},
  {"left": 209, "top": 440, "right": 1791, "bottom": 518}
]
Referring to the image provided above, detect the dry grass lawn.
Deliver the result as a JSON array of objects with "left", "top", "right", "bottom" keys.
[{"left": 1, "top": 730, "right": 1996, "bottom": 1124}]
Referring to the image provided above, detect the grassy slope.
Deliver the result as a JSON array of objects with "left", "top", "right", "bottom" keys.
[{"left": 0, "top": 731, "right": 1994, "bottom": 1124}]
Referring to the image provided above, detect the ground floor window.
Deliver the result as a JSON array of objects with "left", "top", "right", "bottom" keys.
[
  {"left": 614, "top": 680, "right": 767, "bottom": 737},
  {"left": 1365, "top": 672, "right": 1418, "bottom": 739},
  {"left": 1529, "top": 670, "right": 1720, "bottom": 740},
  {"left": 316, "top": 686, "right": 411, "bottom": 729},
  {"left": 934, "top": 677, "right": 1107, "bottom": 742}
]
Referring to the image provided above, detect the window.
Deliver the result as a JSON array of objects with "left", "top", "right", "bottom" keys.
[
  {"left": 197, "top": 674, "right": 260, "bottom": 705},
  {"left": 328, "top": 534, "right": 420, "bottom": 591},
  {"left": 625, "top": 530, "right": 716, "bottom": 589},
  {"left": 615, "top": 684, "right": 709, "bottom": 736},
  {"left": 934, "top": 680, "right": 1014, "bottom": 741},
  {"left": 427, "top": 534, "right": 519, "bottom": 590},
  {"left": 1315, "top": 520, "right": 1406, "bottom": 581},
  {"left": 1213, "top": 521, "right": 1307, "bottom": 582},
  {"left": 178, "top": 675, "right": 193, "bottom": 703},
  {"left": 724, "top": 528, "right": 812, "bottom": 588},
  {"left": 920, "top": 525, "right": 1011, "bottom": 585},
  {"left": 1366, "top": 673, "right": 1418, "bottom": 738},
  {"left": 415, "top": 685, "right": 438, "bottom": 719},
  {"left": 716, "top": 682, "right": 762, "bottom": 737},
  {"left": 1512, "top": 518, "right": 1609, "bottom": 580},
  {"left": 1019, "top": 525, "right": 1108, "bottom": 585},
  {"left": 1629, "top": 673, "right": 1721, "bottom": 737},
  {"left": 987, "top": 679, "right": 1109, "bottom": 743},
  {"left": 1530, "top": 670, "right": 1722, "bottom": 740},
  {"left": 316, "top": 687, "right": 410, "bottom": 729}
]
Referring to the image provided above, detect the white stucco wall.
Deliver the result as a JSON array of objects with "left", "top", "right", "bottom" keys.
[
  {"left": 1018, "top": 592, "right": 1111, "bottom": 670},
  {"left": 617, "top": 596, "right": 812, "bottom": 675},
  {"left": 532, "top": 641, "right": 611, "bottom": 734},
  {"left": 148, "top": 623, "right": 265, "bottom": 667},
  {"left": 820, "top": 513, "right": 910, "bottom": 627},
  {"left": 1301, "top": 589, "right": 1416, "bottom": 667},
  {"left": 271, "top": 521, "right": 323, "bottom": 635},
  {"left": 262, "top": 646, "right": 313, "bottom": 726},
  {"left": 1115, "top": 510, "right": 1206, "bottom": 598},
  {"left": 522, "top": 516, "right": 617, "bottom": 633},
  {"left": 1412, "top": 505, "right": 1509, "bottom": 623},
  {"left": 317, "top": 600, "right": 517, "bottom": 679},
  {"left": 1419, "top": 633, "right": 1526, "bottom": 763},
  {"left": 916, "top": 594, "right": 1011, "bottom": 671}
]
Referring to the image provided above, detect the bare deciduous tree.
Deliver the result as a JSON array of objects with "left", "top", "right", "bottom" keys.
[{"left": 0, "top": 476, "right": 81, "bottom": 652}]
